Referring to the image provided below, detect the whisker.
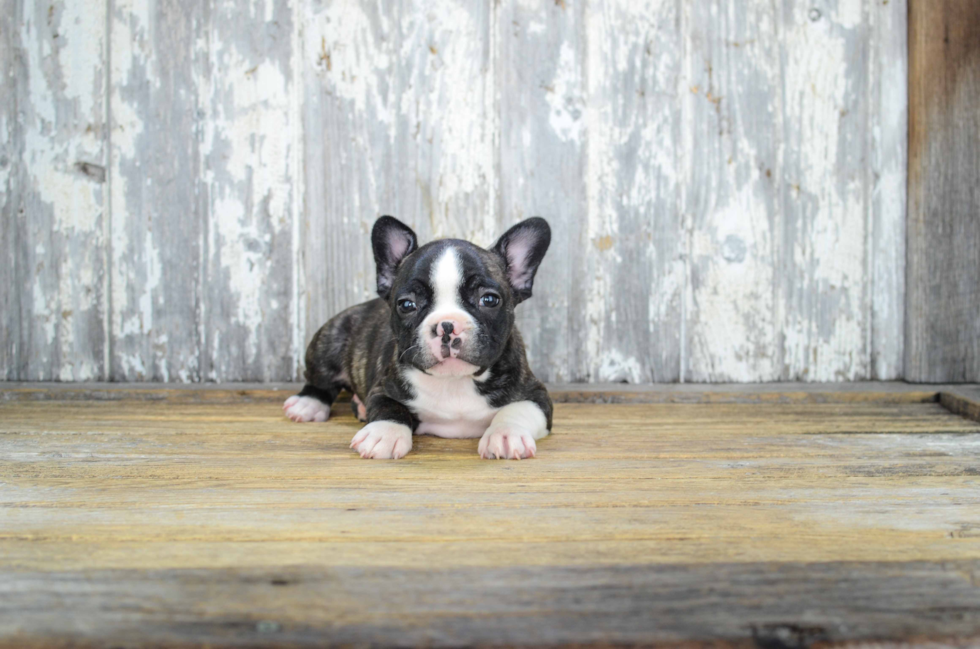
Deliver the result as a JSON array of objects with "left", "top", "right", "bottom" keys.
[{"left": 398, "top": 344, "right": 420, "bottom": 363}]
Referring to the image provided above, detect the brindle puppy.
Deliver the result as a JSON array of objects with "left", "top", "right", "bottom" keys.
[{"left": 283, "top": 216, "right": 553, "bottom": 460}]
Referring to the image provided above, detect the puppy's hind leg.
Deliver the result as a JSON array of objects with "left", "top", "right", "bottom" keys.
[
  {"left": 284, "top": 316, "right": 350, "bottom": 423},
  {"left": 350, "top": 395, "right": 368, "bottom": 422}
]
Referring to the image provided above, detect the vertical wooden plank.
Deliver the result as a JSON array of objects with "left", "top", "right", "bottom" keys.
[
  {"left": 496, "top": 0, "right": 587, "bottom": 383},
  {"left": 869, "top": 0, "right": 907, "bottom": 380},
  {"left": 0, "top": 0, "right": 22, "bottom": 379},
  {"left": 777, "top": 0, "right": 874, "bottom": 382},
  {"left": 907, "top": 0, "right": 980, "bottom": 383},
  {"left": 683, "top": 0, "right": 781, "bottom": 382},
  {"left": 582, "top": 0, "right": 684, "bottom": 383},
  {"left": 108, "top": 0, "right": 208, "bottom": 381},
  {"left": 205, "top": 0, "right": 300, "bottom": 381},
  {"left": 302, "top": 0, "right": 496, "bottom": 343},
  {"left": 9, "top": 0, "right": 108, "bottom": 380}
]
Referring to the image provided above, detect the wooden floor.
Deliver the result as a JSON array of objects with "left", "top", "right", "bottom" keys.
[{"left": 2, "top": 384, "right": 980, "bottom": 647}]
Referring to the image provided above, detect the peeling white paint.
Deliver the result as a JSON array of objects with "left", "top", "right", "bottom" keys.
[
  {"left": 546, "top": 42, "right": 584, "bottom": 143},
  {"left": 4, "top": 0, "right": 909, "bottom": 384},
  {"left": 597, "top": 350, "right": 643, "bottom": 384},
  {"left": 835, "top": 0, "right": 864, "bottom": 30},
  {"left": 781, "top": 3, "right": 869, "bottom": 381},
  {"left": 206, "top": 0, "right": 296, "bottom": 381},
  {"left": 17, "top": 0, "right": 106, "bottom": 381},
  {"left": 690, "top": 183, "right": 777, "bottom": 382}
]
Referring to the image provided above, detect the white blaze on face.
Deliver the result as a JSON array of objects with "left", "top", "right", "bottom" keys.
[
  {"left": 431, "top": 247, "right": 464, "bottom": 314},
  {"left": 421, "top": 246, "right": 477, "bottom": 369}
]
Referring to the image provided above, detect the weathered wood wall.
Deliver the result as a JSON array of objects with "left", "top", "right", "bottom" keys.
[
  {"left": 1, "top": 0, "right": 909, "bottom": 383},
  {"left": 907, "top": 0, "right": 980, "bottom": 383}
]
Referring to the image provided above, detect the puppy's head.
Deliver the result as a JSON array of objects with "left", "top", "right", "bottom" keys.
[{"left": 372, "top": 216, "right": 551, "bottom": 377}]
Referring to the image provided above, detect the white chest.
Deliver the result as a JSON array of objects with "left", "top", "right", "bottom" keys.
[{"left": 404, "top": 370, "right": 498, "bottom": 439}]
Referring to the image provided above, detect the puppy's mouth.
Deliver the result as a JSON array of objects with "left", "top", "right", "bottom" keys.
[{"left": 426, "top": 356, "right": 482, "bottom": 377}]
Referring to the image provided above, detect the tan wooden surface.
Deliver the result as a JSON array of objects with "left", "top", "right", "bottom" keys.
[{"left": 2, "top": 388, "right": 980, "bottom": 646}]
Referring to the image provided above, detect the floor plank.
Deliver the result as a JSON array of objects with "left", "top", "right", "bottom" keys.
[{"left": 2, "top": 392, "right": 980, "bottom": 646}]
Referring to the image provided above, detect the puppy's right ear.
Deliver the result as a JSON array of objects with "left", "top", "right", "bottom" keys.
[{"left": 372, "top": 216, "right": 418, "bottom": 299}]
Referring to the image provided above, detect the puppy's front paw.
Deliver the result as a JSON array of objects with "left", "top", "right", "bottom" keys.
[
  {"left": 283, "top": 395, "right": 330, "bottom": 422},
  {"left": 350, "top": 421, "right": 413, "bottom": 459},
  {"left": 479, "top": 426, "right": 537, "bottom": 460}
]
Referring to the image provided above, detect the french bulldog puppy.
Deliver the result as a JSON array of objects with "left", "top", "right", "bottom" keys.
[{"left": 283, "top": 216, "right": 553, "bottom": 460}]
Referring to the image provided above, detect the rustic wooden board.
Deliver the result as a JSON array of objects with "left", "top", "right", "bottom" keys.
[
  {"left": 108, "top": 0, "right": 208, "bottom": 382},
  {"left": 683, "top": 0, "right": 782, "bottom": 382},
  {"left": 869, "top": 0, "right": 908, "bottom": 381},
  {"left": 108, "top": 0, "right": 301, "bottom": 383},
  {"left": 2, "top": 562, "right": 980, "bottom": 648},
  {"left": 907, "top": 0, "right": 980, "bottom": 383},
  {"left": 2, "top": 393, "right": 980, "bottom": 645},
  {"left": 300, "top": 0, "right": 500, "bottom": 368},
  {"left": 941, "top": 386, "right": 980, "bottom": 425},
  {"left": 496, "top": 0, "right": 589, "bottom": 383},
  {"left": 0, "top": 0, "right": 19, "bottom": 380},
  {"left": 2, "top": 0, "right": 109, "bottom": 381},
  {"left": 579, "top": 0, "right": 685, "bottom": 383},
  {"left": 1, "top": 0, "right": 911, "bottom": 384},
  {"left": 0, "top": 380, "right": 949, "bottom": 404},
  {"left": 204, "top": 0, "right": 300, "bottom": 383},
  {"left": 775, "top": 0, "right": 872, "bottom": 383}
]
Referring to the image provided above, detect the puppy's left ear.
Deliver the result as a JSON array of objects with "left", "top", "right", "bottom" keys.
[
  {"left": 372, "top": 216, "right": 418, "bottom": 299},
  {"left": 491, "top": 217, "right": 551, "bottom": 304}
]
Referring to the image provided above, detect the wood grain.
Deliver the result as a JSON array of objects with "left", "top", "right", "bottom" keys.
[
  {"left": 0, "top": 380, "right": 946, "bottom": 404},
  {"left": 2, "top": 394, "right": 980, "bottom": 645},
  {"left": 108, "top": 0, "right": 208, "bottom": 382},
  {"left": 1, "top": 0, "right": 912, "bottom": 384},
  {"left": 870, "top": 0, "right": 908, "bottom": 380},
  {"left": 301, "top": 0, "right": 497, "bottom": 345},
  {"left": 204, "top": 0, "right": 300, "bottom": 382},
  {"left": 497, "top": 0, "right": 588, "bottom": 383},
  {"left": 907, "top": 0, "right": 980, "bottom": 383},
  {"left": 777, "top": 0, "right": 872, "bottom": 382},
  {"left": 0, "top": 0, "right": 20, "bottom": 379},
  {"left": 2, "top": 562, "right": 980, "bottom": 648},
  {"left": 3, "top": 0, "right": 109, "bottom": 381}
]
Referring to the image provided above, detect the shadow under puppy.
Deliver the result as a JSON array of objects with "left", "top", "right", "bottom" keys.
[{"left": 284, "top": 216, "right": 553, "bottom": 460}]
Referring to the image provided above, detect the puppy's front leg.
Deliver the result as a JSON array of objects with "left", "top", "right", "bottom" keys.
[
  {"left": 479, "top": 401, "right": 549, "bottom": 460},
  {"left": 350, "top": 395, "right": 417, "bottom": 460}
]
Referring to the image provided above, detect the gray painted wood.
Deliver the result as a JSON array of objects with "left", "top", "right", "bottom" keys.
[
  {"left": 497, "top": 1, "right": 588, "bottom": 383},
  {"left": 906, "top": 0, "right": 980, "bottom": 383},
  {"left": 108, "top": 0, "right": 208, "bottom": 381},
  {"left": 684, "top": 0, "right": 783, "bottom": 382},
  {"left": 777, "top": 0, "right": 877, "bottom": 383},
  {"left": 1, "top": 0, "right": 913, "bottom": 383},
  {"left": 108, "top": 0, "right": 300, "bottom": 382},
  {"left": 580, "top": 0, "right": 684, "bottom": 383},
  {"left": 3, "top": 561, "right": 980, "bottom": 646},
  {"left": 3, "top": 0, "right": 109, "bottom": 381},
  {"left": 1, "top": 0, "right": 21, "bottom": 380},
  {"left": 870, "top": 0, "right": 907, "bottom": 381},
  {"left": 301, "top": 0, "right": 497, "bottom": 348},
  {"left": 203, "top": 0, "right": 299, "bottom": 382}
]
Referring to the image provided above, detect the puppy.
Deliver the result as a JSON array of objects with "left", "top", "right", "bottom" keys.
[{"left": 283, "top": 216, "right": 553, "bottom": 460}]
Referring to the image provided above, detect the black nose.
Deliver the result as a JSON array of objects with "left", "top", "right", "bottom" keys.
[{"left": 441, "top": 321, "right": 454, "bottom": 335}]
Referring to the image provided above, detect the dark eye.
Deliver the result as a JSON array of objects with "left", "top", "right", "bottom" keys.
[
  {"left": 397, "top": 299, "right": 417, "bottom": 314},
  {"left": 480, "top": 293, "right": 501, "bottom": 308}
]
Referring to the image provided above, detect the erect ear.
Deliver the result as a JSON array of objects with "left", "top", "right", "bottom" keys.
[
  {"left": 372, "top": 216, "right": 418, "bottom": 299},
  {"left": 491, "top": 217, "right": 551, "bottom": 304}
]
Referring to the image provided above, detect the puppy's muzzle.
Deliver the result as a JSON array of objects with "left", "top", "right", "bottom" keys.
[{"left": 423, "top": 314, "right": 472, "bottom": 360}]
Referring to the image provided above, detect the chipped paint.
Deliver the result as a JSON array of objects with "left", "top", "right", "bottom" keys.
[
  {"left": 2, "top": 0, "right": 908, "bottom": 384},
  {"left": 545, "top": 41, "right": 584, "bottom": 143},
  {"left": 206, "top": 0, "right": 298, "bottom": 382},
  {"left": 12, "top": 0, "right": 107, "bottom": 380}
]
